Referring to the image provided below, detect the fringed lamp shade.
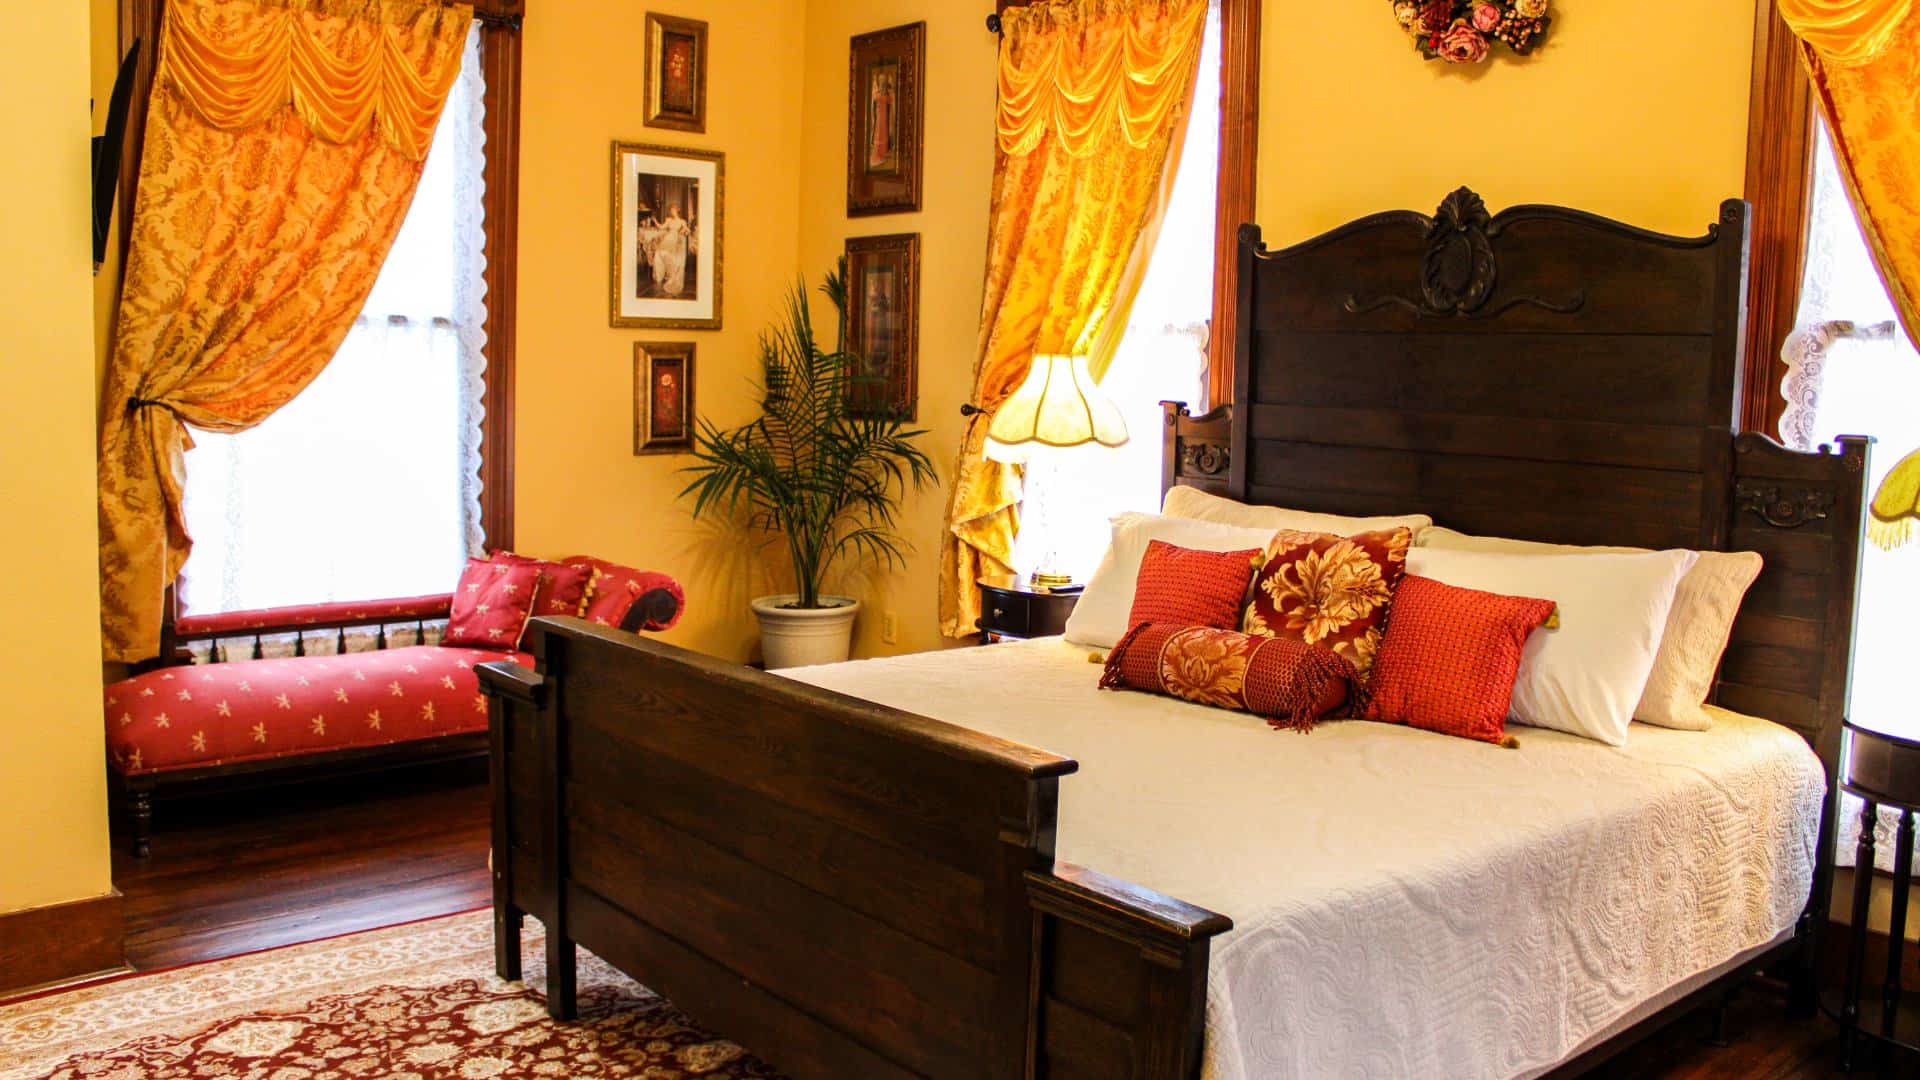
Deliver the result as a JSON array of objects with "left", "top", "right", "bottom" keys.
[
  {"left": 984, "top": 354, "right": 1129, "bottom": 463},
  {"left": 1871, "top": 447, "right": 1920, "bottom": 549}
]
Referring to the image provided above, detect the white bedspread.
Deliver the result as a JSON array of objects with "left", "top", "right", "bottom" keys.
[{"left": 783, "top": 637, "right": 1824, "bottom": 1080}]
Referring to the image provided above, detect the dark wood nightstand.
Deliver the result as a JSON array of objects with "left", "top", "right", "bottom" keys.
[
  {"left": 976, "top": 575, "right": 1080, "bottom": 643},
  {"left": 1826, "top": 720, "right": 1920, "bottom": 1070}
]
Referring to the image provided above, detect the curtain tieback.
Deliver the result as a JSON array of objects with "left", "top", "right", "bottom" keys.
[{"left": 127, "top": 396, "right": 181, "bottom": 418}]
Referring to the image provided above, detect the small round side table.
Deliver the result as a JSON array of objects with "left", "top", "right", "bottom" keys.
[{"left": 1826, "top": 720, "right": 1920, "bottom": 1071}]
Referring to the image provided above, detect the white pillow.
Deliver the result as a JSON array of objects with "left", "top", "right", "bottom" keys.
[
  {"left": 1406, "top": 546, "right": 1698, "bottom": 746},
  {"left": 1162, "top": 485, "right": 1432, "bottom": 535},
  {"left": 1416, "top": 527, "right": 1762, "bottom": 730},
  {"left": 1063, "top": 512, "right": 1276, "bottom": 649}
]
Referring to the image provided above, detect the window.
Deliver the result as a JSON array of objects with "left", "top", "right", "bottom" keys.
[
  {"left": 1010, "top": 0, "right": 1221, "bottom": 580},
  {"left": 177, "top": 26, "right": 490, "bottom": 615},
  {"left": 1780, "top": 116, "right": 1920, "bottom": 738}
]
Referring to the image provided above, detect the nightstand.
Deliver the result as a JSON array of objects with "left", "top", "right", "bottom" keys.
[
  {"left": 976, "top": 575, "right": 1080, "bottom": 643},
  {"left": 1826, "top": 720, "right": 1920, "bottom": 1070}
]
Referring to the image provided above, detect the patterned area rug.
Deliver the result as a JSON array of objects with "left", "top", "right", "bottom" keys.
[{"left": 0, "top": 910, "right": 785, "bottom": 1079}]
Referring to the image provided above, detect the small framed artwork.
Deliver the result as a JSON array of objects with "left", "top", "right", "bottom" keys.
[
  {"left": 846, "top": 22, "right": 925, "bottom": 217},
  {"left": 634, "top": 342, "right": 696, "bottom": 454},
  {"left": 644, "top": 13, "right": 707, "bottom": 133},
  {"left": 611, "top": 142, "right": 723, "bottom": 329},
  {"left": 843, "top": 233, "right": 920, "bottom": 420}
]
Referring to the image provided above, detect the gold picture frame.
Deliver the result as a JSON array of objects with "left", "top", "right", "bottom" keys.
[
  {"left": 634, "top": 341, "right": 696, "bottom": 455},
  {"left": 610, "top": 142, "right": 723, "bottom": 330},
  {"left": 846, "top": 22, "right": 925, "bottom": 216},
  {"left": 843, "top": 232, "right": 920, "bottom": 420},
  {"left": 643, "top": 12, "right": 708, "bottom": 133}
]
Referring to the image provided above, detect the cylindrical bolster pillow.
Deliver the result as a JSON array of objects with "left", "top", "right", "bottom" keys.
[
  {"left": 1100, "top": 622, "right": 1355, "bottom": 732},
  {"left": 620, "top": 581, "right": 684, "bottom": 633}
]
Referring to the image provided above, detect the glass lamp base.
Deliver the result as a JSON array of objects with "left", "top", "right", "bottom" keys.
[{"left": 1029, "top": 570, "right": 1074, "bottom": 588}]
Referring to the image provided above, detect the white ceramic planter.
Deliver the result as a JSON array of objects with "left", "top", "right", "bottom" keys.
[{"left": 751, "top": 595, "right": 860, "bottom": 669}]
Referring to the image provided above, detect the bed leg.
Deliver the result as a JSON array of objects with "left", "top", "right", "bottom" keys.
[
  {"left": 1706, "top": 984, "right": 1737, "bottom": 1048},
  {"left": 1787, "top": 914, "right": 1820, "bottom": 1018},
  {"left": 545, "top": 929, "right": 577, "bottom": 1020},
  {"left": 127, "top": 787, "right": 153, "bottom": 859},
  {"left": 495, "top": 904, "right": 523, "bottom": 982}
]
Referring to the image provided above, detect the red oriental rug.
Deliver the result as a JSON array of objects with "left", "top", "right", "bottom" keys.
[{"left": 0, "top": 910, "right": 785, "bottom": 1079}]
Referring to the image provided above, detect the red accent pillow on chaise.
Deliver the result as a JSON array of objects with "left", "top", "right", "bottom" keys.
[{"left": 444, "top": 556, "right": 544, "bottom": 648}]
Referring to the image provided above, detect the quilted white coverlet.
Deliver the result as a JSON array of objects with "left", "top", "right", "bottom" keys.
[{"left": 783, "top": 637, "right": 1824, "bottom": 1080}]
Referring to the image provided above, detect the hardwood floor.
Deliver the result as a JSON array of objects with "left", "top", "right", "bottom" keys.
[
  {"left": 111, "top": 759, "right": 491, "bottom": 970},
  {"left": 107, "top": 763, "right": 1914, "bottom": 1077}
]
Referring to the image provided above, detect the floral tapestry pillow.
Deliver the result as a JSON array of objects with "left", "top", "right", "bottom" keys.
[
  {"left": 1241, "top": 526, "right": 1412, "bottom": 680},
  {"left": 1100, "top": 622, "right": 1357, "bottom": 733}
]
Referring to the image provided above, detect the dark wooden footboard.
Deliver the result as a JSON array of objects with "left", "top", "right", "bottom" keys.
[{"left": 479, "top": 617, "right": 1231, "bottom": 1079}]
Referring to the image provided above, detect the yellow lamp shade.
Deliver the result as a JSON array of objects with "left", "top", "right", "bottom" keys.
[
  {"left": 1870, "top": 446, "right": 1920, "bottom": 550},
  {"left": 984, "top": 354, "right": 1129, "bottom": 463}
]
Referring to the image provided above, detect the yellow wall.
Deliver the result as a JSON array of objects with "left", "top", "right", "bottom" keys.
[
  {"left": 0, "top": 6, "right": 114, "bottom": 915},
  {"left": 1255, "top": 0, "right": 1754, "bottom": 244},
  {"left": 795, "top": 4, "right": 1000, "bottom": 658},
  {"left": 512, "top": 0, "right": 809, "bottom": 664}
]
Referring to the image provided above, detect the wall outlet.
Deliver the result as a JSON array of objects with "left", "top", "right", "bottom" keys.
[{"left": 882, "top": 610, "right": 898, "bottom": 644}]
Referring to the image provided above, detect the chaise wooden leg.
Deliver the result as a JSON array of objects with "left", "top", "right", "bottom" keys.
[
  {"left": 127, "top": 787, "right": 153, "bottom": 859},
  {"left": 495, "top": 904, "right": 523, "bottom": 982}
]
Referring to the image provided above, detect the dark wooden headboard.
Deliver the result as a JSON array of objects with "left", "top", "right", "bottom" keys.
[{"left": 1162, "top": 186, "right": 1868, "bottom": 800}]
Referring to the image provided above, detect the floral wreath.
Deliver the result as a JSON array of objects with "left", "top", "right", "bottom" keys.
[{"left": 1390, "top": 0, "right": 1552, "bottom": 64}]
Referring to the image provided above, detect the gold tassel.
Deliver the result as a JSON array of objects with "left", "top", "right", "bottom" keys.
[
  {"left": 1544, "top": 606, "right": 1560, "bottom": 631},
  {"left": 1868, "top": 513, "right": 1919, "bottom": 551},
  {"left": 1501, "top": 734, "right": 1520, "bottom": 749}
]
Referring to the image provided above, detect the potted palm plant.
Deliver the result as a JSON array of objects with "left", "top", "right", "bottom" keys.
[{"left": 680, "top": 269, "right": 935, "bottom": 668}]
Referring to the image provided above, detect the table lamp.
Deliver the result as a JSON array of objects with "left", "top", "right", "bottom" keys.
[{"left": 983, "top": 353, "right": 1129, "bottom": 586}]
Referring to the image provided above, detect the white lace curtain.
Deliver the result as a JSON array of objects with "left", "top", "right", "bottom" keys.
[
  {"left": 177, "top": 25, "right": 490, "bottom": 616},
  {"left": 1781, "top": 120, "right": 1920, "bottom": 870},
  {"left": 1010, "top": 0, "right": 1219, "bottom": 580}
]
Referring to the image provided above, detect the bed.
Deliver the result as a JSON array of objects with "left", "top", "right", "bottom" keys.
[{"left": 478, "top": 188, "right": 1872, "bottom": 1078}]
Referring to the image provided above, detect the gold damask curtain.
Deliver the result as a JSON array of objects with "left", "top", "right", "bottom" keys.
[
  {"left": 98, "top": 0, "right": 471, "bottom": 662},
  {"left": 1779, "top": 0, "right": 1920, "bottom": 546},
  {"left": 938, "top": 0, "right": 1206, "bottom": 637}
]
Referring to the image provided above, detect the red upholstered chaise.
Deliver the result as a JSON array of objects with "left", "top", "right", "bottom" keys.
[{"left": 106, "top": 557, "right": 683, "bottom": 857}]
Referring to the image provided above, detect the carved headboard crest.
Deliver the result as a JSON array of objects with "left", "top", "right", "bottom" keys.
[{"left": 1345, "top": 186, "right": 1587, "bottom": 320}]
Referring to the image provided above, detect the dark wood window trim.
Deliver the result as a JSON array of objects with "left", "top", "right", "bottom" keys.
[
  {"left": 113, "top": 0, "right": 521, "bottom": 571},
  {"left": 1740, "top": 0, "right": 1815, "bottom": 436},
  {"left": 993, "top": 0, "right": 1259, "bottom": 409}
]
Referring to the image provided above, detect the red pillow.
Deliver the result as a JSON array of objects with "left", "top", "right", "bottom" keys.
[
  {"left": 1242, "top": 526, "right": 1411, "bottom": 682},
  {"left": 494, "top": 552, "right": 595, "bottom": 618},
  {"left": 566, "top": 556, "right": 686, "bottom": 632},
  {"left": 1127, "top": 541, "right": 1262, "bottom": 633},
  {"left": 1100, "top": 622, "right": 1355, "bottom": 733},
  {"left": 1361, "top": 575, "right": 1557, "bottom": 746},
  {"left": 445, "top": 557, "right": 545, "bottom": 648}
]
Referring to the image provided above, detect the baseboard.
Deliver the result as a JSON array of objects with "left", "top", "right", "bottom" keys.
[{"left": 0, "top": 891, "right": 125, "bottom": 996}]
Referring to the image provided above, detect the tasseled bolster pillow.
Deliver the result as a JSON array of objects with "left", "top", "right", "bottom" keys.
[{"left": 1100, "top": 622, "right": 1356, "bottom": 732}]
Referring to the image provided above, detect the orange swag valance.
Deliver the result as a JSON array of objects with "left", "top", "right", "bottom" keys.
[
  {"left": 938, "top": 0, "right": 1207, "bottom": 638},
  {"left": 97, "top": 0, "right": 471, "bottom": 662},
  {"left": 162, "top": 0, "right": 466, "bottom": 158},
  {"left": 1780, "top": 0, "right": 1920, "bottom": 547}
]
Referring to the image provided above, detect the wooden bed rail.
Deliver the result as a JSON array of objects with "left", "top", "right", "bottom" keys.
[{"left": 479, "top": 617, "right": 1228, "bottom": 1078}]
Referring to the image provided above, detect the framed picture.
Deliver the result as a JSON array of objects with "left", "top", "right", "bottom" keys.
[
  {"left": 634, "top": 342, "right": 696, "bottom": 454},
  {"left": 846, "top": 22, "right": 925, "bottom": 217},
  {"left": 610, "top": 142, "right": 723, "bottom": 329},
  {"left": 843, "top": 233, "right": 920, "bottom": 420},
  {"left": 643, "top": 13, "right": 707, "bottom": 133}
]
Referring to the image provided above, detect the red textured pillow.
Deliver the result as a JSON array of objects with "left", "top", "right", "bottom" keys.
[
  {"left": 1361, "top": 575, "right": 1557, "bottom": 746},
  {"left": 445, "top": 557, "right": 544, "bottom": 648},
  {"left": 1242, "top": 526, "right": 1411, "bottom": 682},
  {"left": 494, "top": 552, "right": 595, "bottom": 618},
  {"left": 1100, "top": 622, "right": 1356, "bottom": 732},
  {"left": 1127, "top": 540, "right": 1262, "bottom": 633}
]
